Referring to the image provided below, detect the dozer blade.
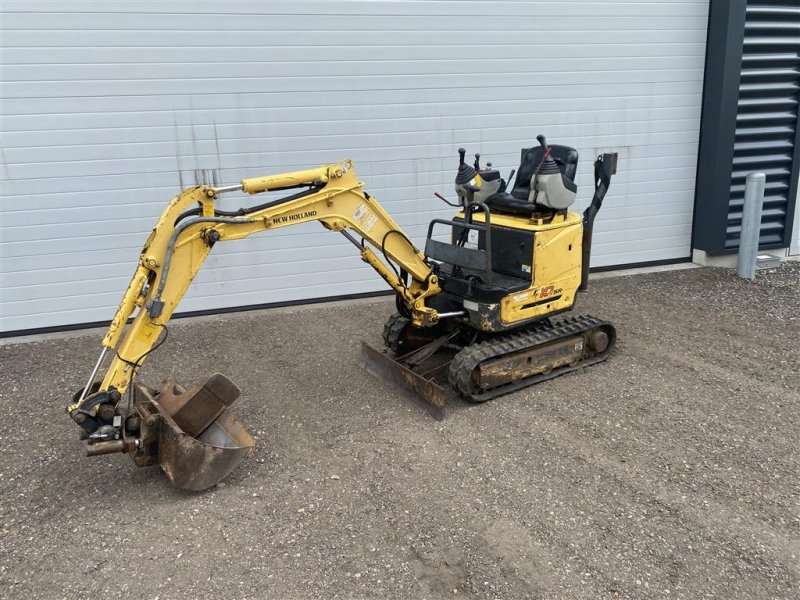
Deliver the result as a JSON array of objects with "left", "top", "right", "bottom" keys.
[
  {"left": 359, "top": 341, "right": 449, "bottom": 420},
  {"left": 132, "top": 375, "right": 255, "bottom": 491}
]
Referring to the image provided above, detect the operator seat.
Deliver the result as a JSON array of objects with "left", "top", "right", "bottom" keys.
[{"left": 486, "top": 144, "right": 579, "bottom": 215}]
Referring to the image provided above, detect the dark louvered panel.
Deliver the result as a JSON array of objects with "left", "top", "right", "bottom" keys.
[{"left": 725, "top": 0, "right": 800, "bottom": 250}]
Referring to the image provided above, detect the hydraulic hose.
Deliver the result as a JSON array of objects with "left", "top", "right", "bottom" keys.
[{"left": 149, "top": 216, "right": 255, "bottom": 318}]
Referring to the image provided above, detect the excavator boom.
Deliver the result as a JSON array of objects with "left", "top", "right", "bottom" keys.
[
  {"left": 70, "top": 160, "right": 440, "bottom": 417},
  {"left": 68, "top": 161, "right": 447, "bottom": 489}
]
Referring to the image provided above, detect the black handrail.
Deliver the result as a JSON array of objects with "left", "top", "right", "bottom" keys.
[{"left": 426, "top": 203, "right": 493, "bottom": 284}]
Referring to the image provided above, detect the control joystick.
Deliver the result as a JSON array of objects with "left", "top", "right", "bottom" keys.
[
  {"left": 455, "top": 148, "right": 478, "bottom": 185},
  {"left": 454, "top": 148, "right": 479, "bottom": 206}
]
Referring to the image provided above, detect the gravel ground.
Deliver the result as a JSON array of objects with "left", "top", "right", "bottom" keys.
[{"left": 1, "top": 262, "right": 798, "bottom": 600}]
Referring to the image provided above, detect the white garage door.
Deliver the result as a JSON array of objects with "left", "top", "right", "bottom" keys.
[{"left": 0, "top": 0, "right": 709, "bottom": 334}]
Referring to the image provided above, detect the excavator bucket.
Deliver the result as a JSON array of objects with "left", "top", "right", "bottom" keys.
[
  {"left": 359, "top": 341, "right": 452, "bottom": 420},
  {"left": 130, "top": 375, "right": 255, "bottom": 490}
]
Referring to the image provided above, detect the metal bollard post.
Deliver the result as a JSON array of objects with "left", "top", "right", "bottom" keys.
[{"left": 736, "top": 172, "right": 766, "bottom": 280}]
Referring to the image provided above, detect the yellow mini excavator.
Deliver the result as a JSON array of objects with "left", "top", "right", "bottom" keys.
[{"left": 68, "top": 135, "right": 618, "bottom": 489}]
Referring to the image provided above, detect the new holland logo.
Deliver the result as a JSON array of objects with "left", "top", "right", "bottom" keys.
[{"left": 274, "top": 210, "right": 317, "bottom": 224}]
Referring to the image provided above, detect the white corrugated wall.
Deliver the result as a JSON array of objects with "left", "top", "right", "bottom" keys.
[{"left": 0, "top": 0, "right": 710, "bottom": 333}]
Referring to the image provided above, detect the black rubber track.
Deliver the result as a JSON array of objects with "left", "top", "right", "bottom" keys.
[
  {"left": 382, "top": 313, "right": 410, "bottom": 354},
  {"left": 448, "top": 315, "right": 616, "bottom": 402}
]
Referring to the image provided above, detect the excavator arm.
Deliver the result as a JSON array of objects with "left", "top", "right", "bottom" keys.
[{"left": 69, "top": 160, "right": 441, "bottom": 426}]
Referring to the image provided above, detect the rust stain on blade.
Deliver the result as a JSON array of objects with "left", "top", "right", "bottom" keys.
[{"left": 359, "top": 341, "right": 447, "bottom": 420}]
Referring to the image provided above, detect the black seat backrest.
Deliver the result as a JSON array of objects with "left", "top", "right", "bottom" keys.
[{"left": 510, "top": 144, "right": 579, "bottom": 201}]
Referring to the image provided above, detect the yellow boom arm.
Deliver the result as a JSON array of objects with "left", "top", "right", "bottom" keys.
[{"left": 70, "top": 161, "right": 440, "bottom": 413}]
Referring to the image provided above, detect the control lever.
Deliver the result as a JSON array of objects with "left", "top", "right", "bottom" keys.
[
  {"left": 506, "top": 168, "right": 516, "bottom": 189},
  {"left": 473, "top": 153, "right": 481, "bottom": 170},
  {"left": 434, "top": 192, "right": 460, "bottom": 207},
  {"left": 534, "top": 134, "right": 553, "bottom": 175},
  {"left": 463, "top": 181, "right": 480, "bottom": 206}
]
